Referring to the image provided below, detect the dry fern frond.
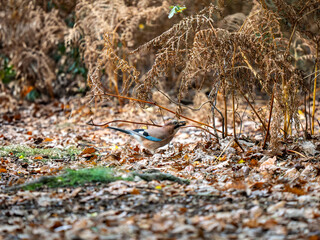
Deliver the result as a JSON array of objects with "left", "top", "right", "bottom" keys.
[
  {"left": 218, "top": 12, "right": 246, "bottom": 32},
  {"left": 265, "top": 0, "right": 320, "bottom": 40},
  {"left": 67, "top": 0, "right": 173, "bottom": 102},
  {"left": 133, "top": 4, "right": 222, "bottom": 101},
  {"left": 129, "top": 1, "right": 307, "bottom": 144},
  {"left": 0, "top": 0, "right": 67, "bottom": 97},
  {"left": 87, "top": 33, "right": 140, "bottom": 101}
]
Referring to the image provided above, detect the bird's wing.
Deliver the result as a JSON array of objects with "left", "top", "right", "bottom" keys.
[
  {"left": 141, "top": 127, "right": 175, "bottom": 140},
  {"left": 107, "top": 126, "right": 163, "bottom": 142},
  {"left": 132, "top": 129, "right": 162, "bottom": 142}
]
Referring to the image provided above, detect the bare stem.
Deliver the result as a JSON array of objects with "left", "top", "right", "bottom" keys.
[
  {"left": 86, "top": 119, "right": 162, "bottom": 127},
  {"left": 262, "top": 89, "right": 274, "bottom": 149},
  {"left": 92, "top": 92, "right": 227, "bottom": 134}
]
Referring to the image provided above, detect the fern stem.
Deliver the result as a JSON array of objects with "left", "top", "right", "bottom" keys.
[
  {"left": 223, "top": 88, "right": 228, "bottom": 138},
  {"left": 311, "top": 43, "right": 319, "bottom": 135},
  {"left": 239, "top": 90, "right": 267, "bottom": 132},
  {"left": 282, "top": 75, "right": 288, "bottom": 139},
  {"left": 262, "top": 89, "right": 274, "bottom": 149}
]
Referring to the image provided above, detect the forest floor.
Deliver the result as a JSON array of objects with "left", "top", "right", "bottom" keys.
[{"left": 1, "top": 98, "right": 320, "bottom": 240}]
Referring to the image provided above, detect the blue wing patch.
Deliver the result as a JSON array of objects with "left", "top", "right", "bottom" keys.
[{"left": 133, "top": 129, "right": 162, "bottom": 142}]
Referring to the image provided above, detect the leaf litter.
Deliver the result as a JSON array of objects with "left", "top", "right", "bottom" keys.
[{"left": 0, "top": 100, "right": 320, "bottom": 240}]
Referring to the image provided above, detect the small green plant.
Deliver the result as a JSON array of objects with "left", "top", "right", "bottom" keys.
[
  {"left": 0, "top": 56, "right": 16, "bottom": 84},
  {"left": 21, "top": 167, "right": 132, "bottom": 190},
  {"left": 0, "top": 145, "right": 81, "bottom": 160},
  {"left": 55, "top": 43, "right": 87, "bottom": 78},
  {"left": 8, "top": 167, "right": 189, "bottom": 191},
  {"left": 168, "top": 5, "right": 186, "bottom": 18}
]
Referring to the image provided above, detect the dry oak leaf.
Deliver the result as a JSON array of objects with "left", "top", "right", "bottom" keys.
[
  {"left": 260, "top": 156, "right": 277, "bottom": 171},
  {"left": 284, "top": 185, "right": 306, "bottom": 196},
  {"left": 80, "top": 147, "right": 97, "bottom": 156},
  {"left": 44, "top": 138, "right": 54, "bottom": 142}
]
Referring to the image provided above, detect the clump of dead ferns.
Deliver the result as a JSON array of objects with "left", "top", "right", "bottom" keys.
[
  {"left": 85, "top": 1, "right": 319, "bottom": 149},
  {"left": 0, "top": 0, "right": 68, "bottom": 97}
]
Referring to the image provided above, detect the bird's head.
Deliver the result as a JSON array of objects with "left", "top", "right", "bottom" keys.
[{"left": 165, "top": 120, "right": 187, "bottom": 129}]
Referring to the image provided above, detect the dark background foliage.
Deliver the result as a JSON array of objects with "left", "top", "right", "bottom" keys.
[{"left": 1, "top": 0, "right": 319, "bottom": 142}]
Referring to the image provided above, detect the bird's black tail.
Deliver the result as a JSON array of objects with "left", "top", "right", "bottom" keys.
[{"left": 107, "top": 126, "right": 133, "bottom": 136}]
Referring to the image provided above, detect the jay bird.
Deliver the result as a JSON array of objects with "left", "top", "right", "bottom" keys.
[{"left": 107, "top": 120, "right": 186, "bottom": 152}]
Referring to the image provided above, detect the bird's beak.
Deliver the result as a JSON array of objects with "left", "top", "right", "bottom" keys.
[{"left": 177, "top": 121, "right": 187, "bottom": 127}]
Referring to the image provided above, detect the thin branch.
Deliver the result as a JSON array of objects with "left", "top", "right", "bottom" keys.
[
  {"left": 86, "top": 119, "right": 162, "bottom": 128},
  {"left": 287, "top": 149, "right": 307, "bottom": 159},
  {"left": 234, "top": 138, "right": 244, "bottom": 152},
  {"left": 181, "top": 125, "right": 218, "bottom": 138},
  {"left": 311, "top": 42, "right": 319, "bottom": 135},
  {"left": 213, "top": 137, "right": 234, "bottom": 164},
  {"left": 262, "top": 89, "right": 274, "bottom": 149},
  {"left": 212, "top": 103, "right": 224, "bottom": 137},
  {"left": 223, "top": 88, "right": 228, "bottom": 138},
  {"left": 239, "top": 89, "right": 267, "bottom": 132},
  {"left": 208, "top": 84, "right": 223, "bottom": 138},
  {"left": 231, "top": 43, "right": 244, "bottom": 152},
  {"left": 155, "top": 86, "right": 223, "bottom": 138},
  {"left": 236, "top": 111, "right": 244, "bottom": 135},
  {"left": 91, "top": 92, "right": 226, "bottom": 134},
  {"left": 155, "top": 86, "right": 212, "bottom": 111},
  {"left": 87, "top": 118, "right": 218, "bottom": 139}
]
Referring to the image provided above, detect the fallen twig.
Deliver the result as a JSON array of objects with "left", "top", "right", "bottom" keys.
[
  {"left": 87, "top": 119, "right": 162, "bottom": 128},
  {"left": 92, "top": 92, "right": 223, "bottom": 133}
]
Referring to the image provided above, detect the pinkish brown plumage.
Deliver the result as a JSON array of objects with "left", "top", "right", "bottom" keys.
[{"left": 107, "top": 120, "right": 186, "bottom": 152}]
